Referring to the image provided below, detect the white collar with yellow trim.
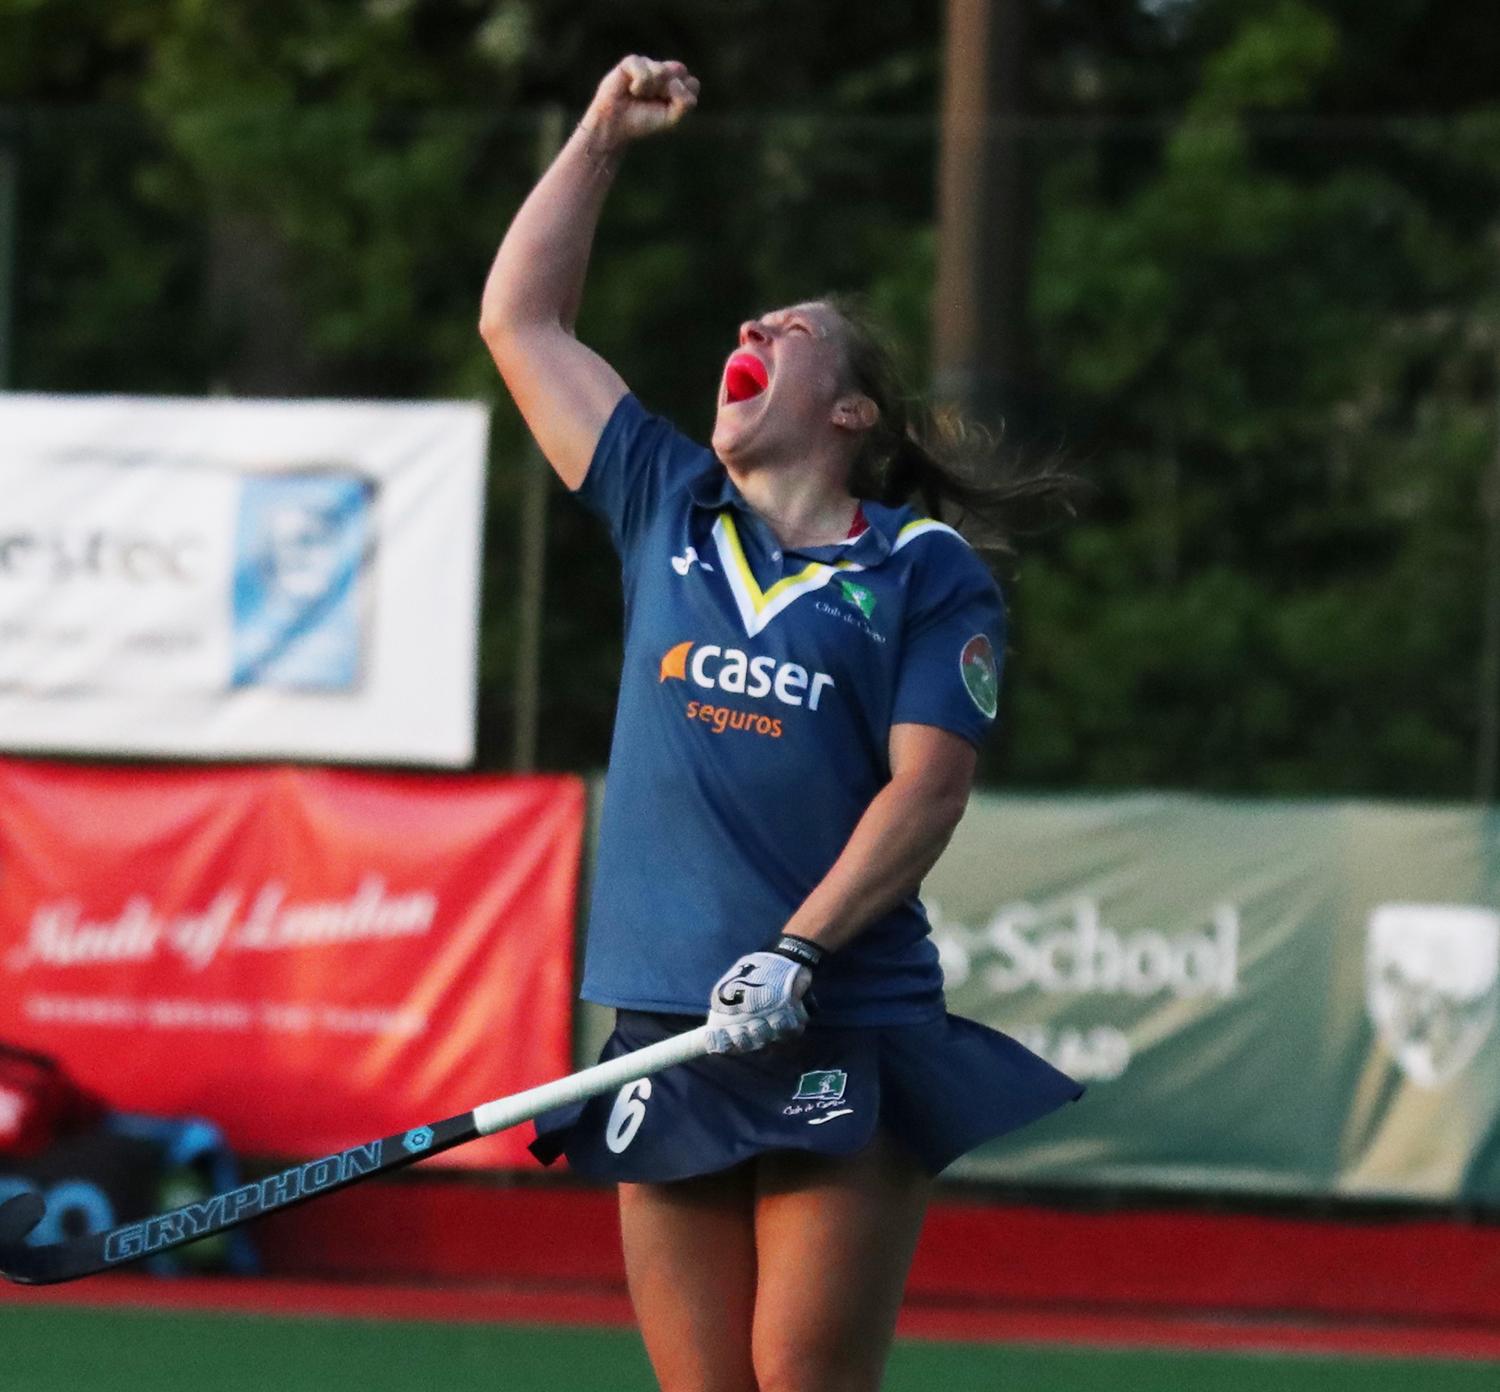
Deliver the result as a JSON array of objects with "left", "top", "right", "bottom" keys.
[{"left": 683, "top": 461, "right": 961, "bottom": 571}]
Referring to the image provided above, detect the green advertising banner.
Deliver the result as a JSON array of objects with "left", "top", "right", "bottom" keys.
[{"left": 926, "top": 795, "right": 1500, "bottom": 1205}]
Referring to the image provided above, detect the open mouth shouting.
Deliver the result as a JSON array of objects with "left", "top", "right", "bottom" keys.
[{"left": 722, "top": 351, "right": 769, "bottom": 406}]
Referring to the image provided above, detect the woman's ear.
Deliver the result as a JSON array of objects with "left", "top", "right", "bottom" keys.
[{"left": 832, "top": 393, "right": 879, "bottom": 433}]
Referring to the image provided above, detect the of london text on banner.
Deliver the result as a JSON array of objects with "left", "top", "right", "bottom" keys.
[
  {"left": 924, "top": 793, "right": 1500, "bottom": 1206},
  {"left": 0, "top": 760, "right": 584, "bottom": 1168},
  {"left": 0, "top": 393, "right": 488, "bottom": 765}
]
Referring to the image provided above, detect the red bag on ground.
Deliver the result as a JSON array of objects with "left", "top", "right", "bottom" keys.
[{"left": 0, "top": 1041, "right": 105, "bottom": 1157}]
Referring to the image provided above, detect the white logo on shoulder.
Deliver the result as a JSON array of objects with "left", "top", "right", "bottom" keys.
[
  {"left": 1366, "top": 903, "right": 1499, "bottom": 1089},
  {"left": 671, "top": 546, "right": 713, "bottom": 576}
]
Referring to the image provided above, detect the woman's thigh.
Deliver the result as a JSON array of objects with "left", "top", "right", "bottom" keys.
[
  {"left": 750, "top": 1131, "right": 932, "bottom": 1392},
  {"left": 618, "top": 1165, "right": 760, "bottom": 1392}
]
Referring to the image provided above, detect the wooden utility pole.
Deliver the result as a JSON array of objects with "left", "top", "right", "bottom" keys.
[
  {"left": 511, "top": 106, "right": 567, "bottom": 772},
  {"left": 0, "top": 124, "right": 18, "bottom": 388},
  {"left": 1477, "top": 367, "right": 1500, "bottom": 803},
  {"left": 932, "top": 0, "right": 1031, "bottom": 427}
]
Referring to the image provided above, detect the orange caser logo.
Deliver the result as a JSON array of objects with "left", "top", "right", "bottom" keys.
[
  {"left": 659, "top": 641, "right": 693, "bottom": 682},
  {"left": 657, "top": 641, "right": 834, "bottom": 710},
  {"left": 658, "top": 640, "right": 837, "bottom": 738}
]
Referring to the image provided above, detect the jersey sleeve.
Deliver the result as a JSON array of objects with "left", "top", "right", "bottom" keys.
[
  {"left": 891, "top": 538, "right": 1007, "bottom": 748},
  {"left": 574, "top": 393, "right": 713, "bottom": 563}
]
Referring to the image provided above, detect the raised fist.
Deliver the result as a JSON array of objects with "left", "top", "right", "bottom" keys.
[{"left": 582, "top": 56, "right": 699, "bottom": 151}]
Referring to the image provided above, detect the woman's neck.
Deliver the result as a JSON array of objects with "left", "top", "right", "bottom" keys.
[{"left": 723, "top": 459, "right": 859, "bottom": 551}]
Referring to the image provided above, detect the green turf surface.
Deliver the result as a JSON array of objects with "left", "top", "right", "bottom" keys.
[{"left": 0, "top": 1307, "right": 1494, "bottom": 1392}]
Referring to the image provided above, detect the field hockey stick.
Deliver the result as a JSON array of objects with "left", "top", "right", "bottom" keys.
[{"left": 0, "top": 1023, "right": 715, "bottom": 1286}]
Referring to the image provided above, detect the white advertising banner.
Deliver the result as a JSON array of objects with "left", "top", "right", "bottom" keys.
[{"left": 0, "top": 394, "right": 488, "bottom": 764}]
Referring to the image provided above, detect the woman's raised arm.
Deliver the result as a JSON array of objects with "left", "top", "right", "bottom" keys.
[{"left": 480, "top": 56, "right": 698, "bottom": 489}]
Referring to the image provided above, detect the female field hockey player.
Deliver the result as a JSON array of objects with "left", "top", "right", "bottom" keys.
[{"left": 481, "top": 55, "right": 1082, "bottom": 1392}]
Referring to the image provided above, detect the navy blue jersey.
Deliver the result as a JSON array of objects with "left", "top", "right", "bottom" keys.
[{"left": 576, "top": 394, "right": 1005, "bottom": 1025}]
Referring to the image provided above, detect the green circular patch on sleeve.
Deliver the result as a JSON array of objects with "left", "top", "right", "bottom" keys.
[{"left": 960, "top": 634, "right": 998, "bottom": 719}]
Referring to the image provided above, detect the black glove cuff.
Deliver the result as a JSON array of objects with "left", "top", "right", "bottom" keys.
[{"left": 772, "top": 933, "right": 826, "bottom": 971}]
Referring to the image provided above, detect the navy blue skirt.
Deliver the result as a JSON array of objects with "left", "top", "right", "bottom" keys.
[{"left": 531, "top": 1009, "right": 1083, "bottom": 1181}]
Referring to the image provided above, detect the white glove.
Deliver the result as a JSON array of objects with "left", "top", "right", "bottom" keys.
[{"left": 705, "top": 935, "right": 824, "bottom": 1055}]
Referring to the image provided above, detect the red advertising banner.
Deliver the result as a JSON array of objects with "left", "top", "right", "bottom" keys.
[{"left": 0, "top": 760, "right": 583, "bottom": 1168}]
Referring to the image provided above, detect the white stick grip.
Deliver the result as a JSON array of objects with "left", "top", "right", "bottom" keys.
[{"left": 472, "top": 1025, "right": 714, "bottom": 1137}]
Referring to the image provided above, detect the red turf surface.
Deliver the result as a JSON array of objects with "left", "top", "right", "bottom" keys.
[
  {"left": 251, "top": 1181, "right": 1500, "bottom": 1327},
  {"left": 4, "top": 1184, "right": 1498, "bottom": 1361}
]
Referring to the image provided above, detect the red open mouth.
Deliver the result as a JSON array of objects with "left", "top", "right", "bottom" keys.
[{"left": 723, "top": 352, "right": 769, "bottom": 404}]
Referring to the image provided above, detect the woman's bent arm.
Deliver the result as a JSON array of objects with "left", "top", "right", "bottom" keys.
[
  {"left": 479, "top": 57, "right": 698, "bottom": 487},
  {"left": 781, "top": 722, "right": 976, "bottom": 954}
]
